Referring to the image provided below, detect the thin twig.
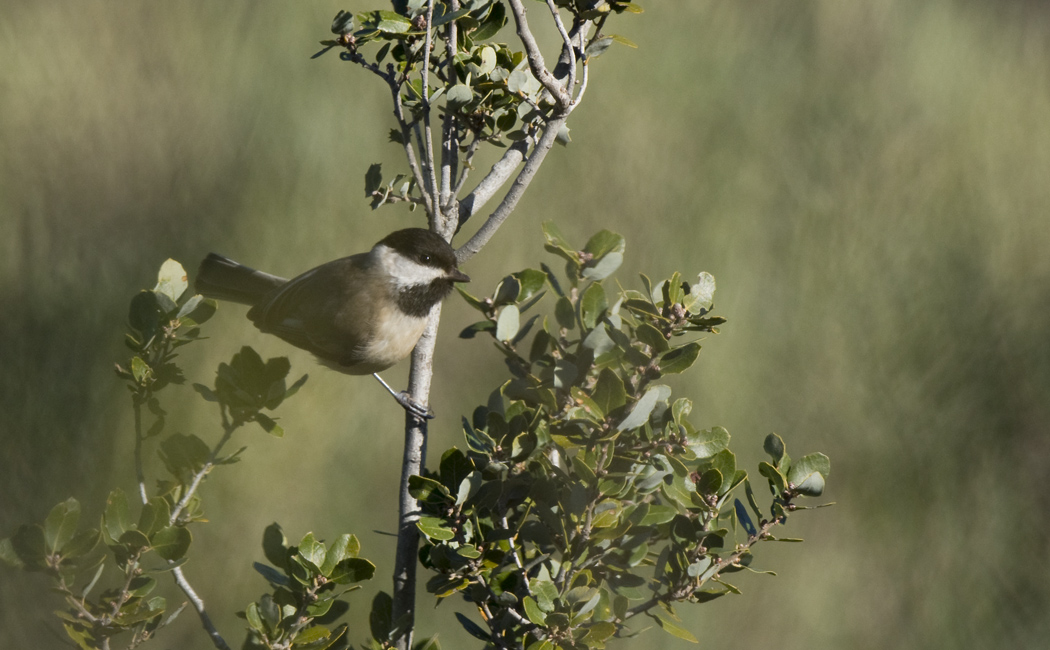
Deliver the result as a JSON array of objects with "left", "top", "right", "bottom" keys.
[
  {"left": 450, "top": 137, "right": 481, "bottom": 200},
  {"left": 421, "top": 0, "right": 441, "bottom": 227},
  {"left": 623, "top": 516, "right": 784, "bottom": 620},
  {"left": 439, "top": 0, "right": 460, "bottom": 212},
  {"left": 132, "top": 396, "right": 149, "bottom": 505},
  {"left": 456, "top": 139, "right": 529, "bottom": 230},
  {"left": 544, "top": 0, "right": 576, "bottom": 95},
  {"left": 506, "top": 0, "right": 571, "bottom": 111},
  {"left": 455, "top": 115, "right": 567, "bottom": 263},
  {"left": 168, "top": 415, "right": 237, "bottom": 526},
  {"left": 390, "top": 69, "right": 435, "bottom": 216},
  {"left": 172, "top": 565, "right": 232, "bottom": 650}
]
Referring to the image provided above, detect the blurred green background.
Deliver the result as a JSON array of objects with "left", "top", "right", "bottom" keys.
[{"left": 3, "top": 1, "right": 1049, "bottom": 648}]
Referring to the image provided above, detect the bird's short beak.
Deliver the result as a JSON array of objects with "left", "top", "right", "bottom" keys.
[{"left": 449, "top": 269, "right": 470, "bottom": 283}]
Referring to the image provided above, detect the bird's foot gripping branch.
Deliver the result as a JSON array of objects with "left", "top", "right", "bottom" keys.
[{"left": 412, "top": 224, "right": 833, "bottom": 649}]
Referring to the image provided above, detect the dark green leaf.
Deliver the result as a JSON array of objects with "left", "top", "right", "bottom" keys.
[
  {"left": 788, "top": 453, "right": 831, "bottom": 497},
  {"left": 763, "top": 433, "right": 786, "bottom": 464},
  {"left": 255, "top": 413, "right": 285, "bottom": 437},
  {"left": 580, "top": 283, "right": 608, "bottom": 330},
  {"left": 104, "top": 489, "right": 130, "bottom": 542},
  {"left": 687, "top": 426, "right": 730, "bottom": 458},
  {"left": 555, "top": 296, "right": 576, "bottom": 330},
  {"left": 523, "top": 596, "right": 547, "bottom": 625},
  {"left": 329, "top": 557, "right": 376, "bottom": 584},
  {"left": 653, "top": 613, "right": 698, "bottom": 643},
  {"left": 44, "top": 498, "right": 80, "bottom": 555},
  {"left": 659, "top": 342, "right": 701, "bottom": 374},
  {"left": 297, "top": 532, "right": 326, "bottom": 571},
  {"left": 584, "top": 230, "right": 626, "bottom": 258},
  {"left": 618, "top": 384, "right": 671, "bottom": 432},
  {"left": 253, "top": 561, "right": 290, "bottom": 587},
  {"left": 158, "top": 433, "right": 210, "bottom": 480},
  {"left": 417, "top": 517, "right": 455, "bottom": 541},
  {"left": 758, "top": 461, "right": 787, "bottom": 495},
  {"left": 635, "top": 322, "right": 669, "bottom": 352},
  {"left": 455, "top": 613, "right": 490, "bottom": 641},
  {"left": 151, "top": 526, "right": 191, "bottom": 561},
  {"left": 592, "top": 368, "right": 627, "bottom": 415}
]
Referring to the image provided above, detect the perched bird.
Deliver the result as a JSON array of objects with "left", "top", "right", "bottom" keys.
[{"left": 195, "top": 228, "right": 469, "bottom": 418}]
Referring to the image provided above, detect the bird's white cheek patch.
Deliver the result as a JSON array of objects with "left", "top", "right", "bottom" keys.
[{"left": 375, "top": 245, "right": 449, "bottom": 289}]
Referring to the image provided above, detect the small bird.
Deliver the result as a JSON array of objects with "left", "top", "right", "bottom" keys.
[{"left": 195, "top": 228, "right": 470, "bottom": 418}]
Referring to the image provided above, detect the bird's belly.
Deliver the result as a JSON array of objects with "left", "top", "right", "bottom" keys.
[{"left": 319, "top": 307, "right": 428, "bottom": 375}]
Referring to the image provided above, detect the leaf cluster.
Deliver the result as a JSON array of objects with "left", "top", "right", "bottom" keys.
[
  {"left": 1, "top": 260, "right": 312, "bottom": 650},
  {"left": 318, "top": 1, "right": 641, "bottom": 211},
  {"left": 240, "top": 524, "right": 376, "bottom": 650},
  {"left": 409, "top": 225, "right": 831, "bottom": 648}
]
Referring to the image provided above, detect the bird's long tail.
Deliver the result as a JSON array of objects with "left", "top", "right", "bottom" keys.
[{"left": 195, "top": 253, "right": 287, "bottom": 306}]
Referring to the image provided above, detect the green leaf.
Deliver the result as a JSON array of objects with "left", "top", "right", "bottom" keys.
[
  {"left": 320, "top": 534, "right": 353, "bottom": 576},
  {"left": 255, "top": 413, "right": 285, "bottom": 437},
  {"left": 635, "top": 322, "right": 670, "bottom": 352},
  {"left": 151, "top": 526, "right": 191, "bottom": 562},
  {"left": 580, "top": 283, "right": 608, "bottom": 330},
  {"left": 44, "top": 498, "right": 81, "bottom": 555},
  {"left": 618, "top": 384, "right": 671, "bottom": 432},
  {"left": 496, "top": 305, "right": 520, "bottom": 342},
  {"left": 446, "top": 83, "right": 474, "bottom": 107},
  {"left": 253, "top": 562, "right": 290, "bottom": 587},
  {"left": 703, "top": 449, "right": 737, "bottom": 496},
  {"left": 417, "top": 517, "right": 455, "bottom": 541},
  {"left": 682, "top": 271, "right": 716, "bottom": 313},
  {"left": 788, "top": 453, "right": 831, "bottom": 497},
  {"left": 293, "top": 626, "right": 332, "bottom": 645},
  {"left": 555, "top": 296, "right": 576, "bottom": 330},
  {"left": 687, "top": 426, "right": 730, "bottom": 458},
  {"left": 513, "top": 269, "right": 547, "bottom": 302},
  {"left": 372, "top": 10, "right": 413, "bottom": 34},
  {"left": 759, "top": 461, "right": 787, "bottom": 495},
  {"left": 64, "top": 528, "right": 100, "bottom": 560},
  {"left": 137, "top": 497, "right": 171, "bottom": 539},
  {"left": 158, "top": 433, "right": 210, "bottom": 481},
  {"left": 582, "top": 252, "right": 623, "bottom": 282},
  {"left": 329, "top": 557, "right": 376, "bottom": 584},
  {"left": 541, "top": 221, "right": 575, "bottom": 256},
  {"left": 131, "top": 356, "right": 150, "bottom": 383},
  {"left": 653, "top": 613, "right": 698, "bottom": 643},
  {"left": 659, "top": 342, "right": 701, "bottom": 374},
  {"left": 583, "top": 230, "right": 626, "bottom": 259},
  {"left": 297, "top": 532, "right": 327, "bottom": 572},
  {"left": 592, "top": 368, "right": 627, "bottom": 415},
  {"left": 763, "top": 433, "right": 786, "bottom": 464},
  {"left": 154, "top": 259, "right": 189, "bottom": 303},
  {"left": 455, "top": 612, "right": 490, "bottom": 641},
  {"left": 585, "top": 36, "right": 614, "bottom": 59},
  {"left": 523, "top": 596, "right": 547, "bottom": 625},
  {"left": 104, "top": 489, "right": 130, "bottom": 542},
  {"left": 472, "top": 1, "right": 506, "bottom": 40}
]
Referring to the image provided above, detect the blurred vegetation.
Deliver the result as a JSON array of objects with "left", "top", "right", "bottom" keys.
[{"left": 2, "top": 1, "right": 1048, "bottom": 649}]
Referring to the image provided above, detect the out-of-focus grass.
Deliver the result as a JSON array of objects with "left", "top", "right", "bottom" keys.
[{"left": 3, "top": 2, "right": 1049, "bottom": 649}]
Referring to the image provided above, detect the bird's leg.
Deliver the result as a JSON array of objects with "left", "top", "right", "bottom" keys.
[{"left": 372, "top": 373, "right": 435, "bottom": 420}]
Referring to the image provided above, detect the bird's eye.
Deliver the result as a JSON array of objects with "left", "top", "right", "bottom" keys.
[{"left": 420, "top": 254, "right": 432, "bottom": 263}]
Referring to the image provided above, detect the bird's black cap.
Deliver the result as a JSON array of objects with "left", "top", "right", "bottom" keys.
[{"left": 379, "top": 228, "right": 467, "bottom": 280}]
